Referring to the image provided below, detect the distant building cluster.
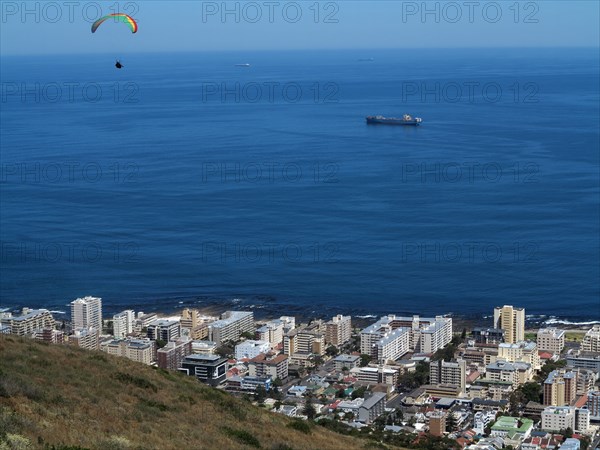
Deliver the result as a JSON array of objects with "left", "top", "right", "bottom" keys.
[{"left": 2, "top": 301, "right": 599, "bottom": 448}]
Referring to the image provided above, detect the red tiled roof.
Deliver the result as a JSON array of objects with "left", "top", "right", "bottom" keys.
[
  {"left": 574, "top": 395, "right": 588, "bottom": 408},
  {"left": 456, "top": 437, "right": 470, "bottom": 448},
  {"left": 539, "top": 351, "right": 553, "bottom": 359},
  {"left": 249, "top": 353, "right": 288, "bottom": 364}
]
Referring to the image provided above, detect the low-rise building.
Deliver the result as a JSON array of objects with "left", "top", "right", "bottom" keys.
[
  {"left": 357, "top": 392, "right": 387, "bottom": 424},
  {"left": 256, "top": 319, "right": 285, "bottom": 348},
  {"left": 69, "top": 327, "right": 99, "bottom": 350},
  {"left": 147, "top": 319, "right": 181, "bottom": 342},
  {"left": 537, "top": 328, "right": 565, "bottom": 354},
  {"left": 473, "top": 410, "right": 497, "bottom": 434},
  {"left": 157, "top": 338, "right": 192, "bottom": 370},
  {"left": 179, "top": 354, "right": 228, "bottom": 386},
  {"left": 333, "top": 354, "right": 361, "bottom": 371},
  {"left": 429, "top": 410, "right": 446, "bottom": 436},
  {"left": 350, "top": 365, "right": 399, "bottom": 387},
  {"left": 191, "top": 340, "right": 217, "bottom": 355},
  {"left": 471, "top": 328, "right": 505, "bottom": 345},
  {"left": 541, "top": 406, "right": 590, "bottom": 433},
  {"left": 235, "top": 340, "right": 270, "bottom": 360},
  {"left": 582, "top": 325, "right": 600, "bottom": 352},
  {"left": 34, "top": 328, "right": 65, "bottom": 344},
  {"left": 560, "top": 438, "right": 581, "bottom": 450},
  {"left": 100, "top": 338, "right": 155, "bottom": 365},
  {"left": 490, "top": 416, "right": 533, "bottom": 440},
  {"left": 498, "top": 341, "right": 541, "bottom": 371},
  {"left": 485, "top": 360, "right": 532, "bottom": 387},
  {"left": 336, "top": 398, "right": 364, "bottom": 413},
  {"left": 566, "top": 351, "right": 600, "bottom": 372},
  {"left": 575, "top": 369, "right": 597, "bottom": 396},
  {"left": 135, "top": 313, "right": 158, "bottom": 332},
  {"left": 248, "top": 353, "right": 289, "bottom": 380}
]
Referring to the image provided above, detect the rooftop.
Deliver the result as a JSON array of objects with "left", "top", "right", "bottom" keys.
[
  {"left": 10, "top": 309, "right": 51, "bottom": 322},
  {"left": 360, "top": 392, "right": 386, "bottom": 409},
  {"left": 491, "top": 416, "right": 533, "bottom": 433},
  {"left": 183, "top": 354, "right": 226, "bottom": 363}
]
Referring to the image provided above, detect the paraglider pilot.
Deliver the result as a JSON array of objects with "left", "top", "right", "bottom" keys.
[{"left": 115, "top": 60, "right": 123, "bottom": 69}]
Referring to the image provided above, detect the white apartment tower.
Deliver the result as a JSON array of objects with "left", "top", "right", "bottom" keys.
[
  {"left": 113, "top": 310, "right": 135, "bottom": 339},
  {"left": 71, "top": 296, "right": 102, "bottom": 331}
]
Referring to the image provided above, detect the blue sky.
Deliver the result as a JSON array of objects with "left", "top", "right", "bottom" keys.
[{"left": 1, "top": 1, "right": 599, "bottom": 55}]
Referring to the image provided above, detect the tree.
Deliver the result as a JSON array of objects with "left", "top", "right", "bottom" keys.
[
  {"left": 461, "top": 328, "right": 467, "bottom": 340},
  {"left": 303, "top": 395, "right": 317, "bottom": 420},
  {"left": 240, "top": 331, "right": 255, "bottom": 340},
  {"left": 580, "top": 436, "right": 591, "bottom": 450},
  {"left": 311, "top": 355, "right": 324, "bottom": 368},
  {"left": 398, "top": 361, "right": 429, "bottom": 389},
  {"left": 359, "top": 354, "right": 371, "bottom": 367},
  {"left": 155, "top": 339, "right": 167, "bottom": 349},
  {"left": 563, "top": 427, "right": 573, "bottom": 438},
  {"left": 351, "top": 386, "right": 366, "bottom": 399},
  {"left": 254, "top": 385, "right": 267, "bottom": 404},
  {"left": 446, "top": 412, "right": 457, "bottom": 432},
  {"left": 537, "top": 359, "right": 567, "bottom": 382},
  {"left": 518, "top": 382, "right": 542, "bottom": 403},
  {"left": 394, "top": 408, "right": 404, "bottom": 423},
  {"left": 509, "top": 391, "right": 523, "bottom": 416},
  {"left": 336, "top": 388, "right": 346, "bottom": 398},
  {"left": 215, "top": 344, "right": 233, "bottom": 358},
  {"left": 326, "top": 346, "right": 339, "bottom": 357}
]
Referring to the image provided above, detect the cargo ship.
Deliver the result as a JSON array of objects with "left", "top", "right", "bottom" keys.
[{"left": 366, "top": 114, "right": 422, "bottom": 126}]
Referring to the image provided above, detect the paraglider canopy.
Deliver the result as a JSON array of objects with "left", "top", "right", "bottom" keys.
[{"left": 91, "top": 13, "right": 138, "bottom": 34}]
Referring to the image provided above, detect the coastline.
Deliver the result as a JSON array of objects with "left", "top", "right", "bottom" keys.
[{"left": 5, "top": 294, "right": 598, "bottom": 331}]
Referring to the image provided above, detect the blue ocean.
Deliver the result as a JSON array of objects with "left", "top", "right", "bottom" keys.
[{"left": 1, "top": 48, "right": 599, "bottom": 321}]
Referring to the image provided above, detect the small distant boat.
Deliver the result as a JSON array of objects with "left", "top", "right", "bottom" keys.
[
  {"left": 235, "top": 63, "right": 251, "bottom": 67},
  {"left": 358, "top": 58, "right": 374, "bottom": 62},
  {"left": 366, "top": 114, "right": 422, "bottom": 126}
]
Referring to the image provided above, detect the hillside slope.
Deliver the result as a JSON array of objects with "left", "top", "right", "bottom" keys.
[{"left": 0, "top": 336, "right": 379, "bottom": 450}]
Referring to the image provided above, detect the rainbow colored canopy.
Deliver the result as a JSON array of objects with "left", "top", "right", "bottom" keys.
[{"left": 91, "top": 13, "right": 138, "bottom": 34}]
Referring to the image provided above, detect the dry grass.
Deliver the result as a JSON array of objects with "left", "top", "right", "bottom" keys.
[{"left": 0, "top": 336, "right": 380, "bottom": 450}]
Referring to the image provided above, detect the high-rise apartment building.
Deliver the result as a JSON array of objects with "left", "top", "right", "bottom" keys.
[
  {"left": 429, "top": 359, "right": 467, "bottom": 394},
  {"left": 543, "top": 369, "right": 577, "bottom": 406},
  {"left": 493, "top": 305, "right": 525, "bottom": 344},
  {"left": 325, "top": 315, "right": 352, "bottom": 347},
  {"left": 71, "top": 296, "right": 102, "bottom": 331},
  {"left": 113, "top": 310, "right": 135, "bottom": 339}
]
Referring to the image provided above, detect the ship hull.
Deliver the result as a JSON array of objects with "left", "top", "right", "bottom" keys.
[{"left": 366, "top": 117, "right": 421, "bottom": 126}]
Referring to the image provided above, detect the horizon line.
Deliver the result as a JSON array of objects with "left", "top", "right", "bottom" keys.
[{"left": 1, "top": 45, "right": 599, "bottom": 57}]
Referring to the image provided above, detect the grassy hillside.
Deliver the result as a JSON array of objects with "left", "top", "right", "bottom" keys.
[{"left": 0, "top": 336, "right": 381, "bottom": 450}]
